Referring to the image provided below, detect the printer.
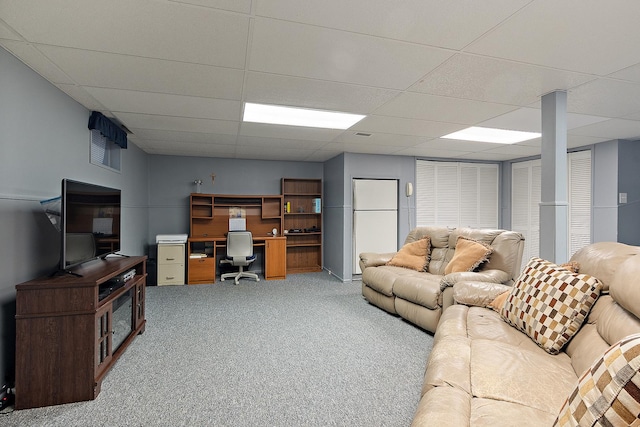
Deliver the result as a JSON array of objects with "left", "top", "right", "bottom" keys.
[{"left": 156, "top": 234, "right": 188, "bottom": 244}]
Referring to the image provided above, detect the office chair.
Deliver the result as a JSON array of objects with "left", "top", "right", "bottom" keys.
[{"left": 220, "top": 231, "right": 260, "bottom": 285}]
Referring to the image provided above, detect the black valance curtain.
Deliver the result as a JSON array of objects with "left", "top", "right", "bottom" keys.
[{"left": 88, "top": 111, "right": 127, "bottom": 149}]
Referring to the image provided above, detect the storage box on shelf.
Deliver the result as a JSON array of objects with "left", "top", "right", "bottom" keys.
[{"left": 282, "top": 178, "right": 322, "bottom": 273}]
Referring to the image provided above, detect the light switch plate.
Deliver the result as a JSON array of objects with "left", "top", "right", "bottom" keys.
[{"left": 619, "top": 193, "right": 628, "bottom": 204}]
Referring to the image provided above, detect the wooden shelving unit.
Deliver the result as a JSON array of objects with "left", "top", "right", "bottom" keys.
[{"left": 282, "top": 178, "right": 322, "bottom": 273}]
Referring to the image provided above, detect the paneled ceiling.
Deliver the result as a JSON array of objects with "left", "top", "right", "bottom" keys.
[{"left": 3, "top": 0, "right": 640, "bottom": 162}]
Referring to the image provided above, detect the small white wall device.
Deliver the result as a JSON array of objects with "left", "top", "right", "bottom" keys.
[{"left": 405, "top": 182, "right": 413, "bottom": 197}]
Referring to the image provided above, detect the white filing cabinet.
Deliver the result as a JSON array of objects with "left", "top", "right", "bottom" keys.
[{"left": 157, "top": 242, "right": 186, "bottom": 286}]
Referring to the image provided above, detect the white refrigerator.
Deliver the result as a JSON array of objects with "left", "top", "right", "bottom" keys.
[{"left": 353, "top": 179, "right": 398, "bottom": 274}]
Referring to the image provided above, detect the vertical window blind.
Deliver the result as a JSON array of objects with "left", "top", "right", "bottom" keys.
[
  {"left": 416, "top": 160, "right": 499, "bottom": 229},
  {"left": 511, "top": 150, "right": 592, "bottom": 262}
]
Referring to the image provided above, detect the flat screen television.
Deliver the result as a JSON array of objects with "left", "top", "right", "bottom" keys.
[{"left": 61, "top": 179, "right": 121, "bottom": 270}]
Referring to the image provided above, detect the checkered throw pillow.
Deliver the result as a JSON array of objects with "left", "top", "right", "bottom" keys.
[
  {"left": 500, "top": 257, "right": 602, "bottom": 355},
  {"left": 554, "top": 333, "right": 640, "bottom": 426}
]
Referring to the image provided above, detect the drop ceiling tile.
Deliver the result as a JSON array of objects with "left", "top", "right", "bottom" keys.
[
  {"left": 334, "top": 132, "right": 422, "bottom": 147},
  {"left": 239, "top": 122, "right": 342, "bottom": 142},
  {"left": 608, "top": 63, "right": 640, "bottom": 83},
  {"left": 249, "top": 17, "right": 453, "bottom": 90},
  {"left": 85, "top": 87, "right": 241, "bottom": 121},
  {"left": 319, "top": 142, "right": 399, "bottom": 155},
  {"left": 375, "top": 92, "right": 517, "bottom": 124},
  {"left": 0, "top": 40, "right": 74, "bottom": 84},
  {"left": 236, "top": 135, "right": 326, "bottom": 150},
  {"left": 351, "top": 115, "right": 462, "bottom": 138},
  {"left": 168, "top": 0, "right": 252, "bottom": 14},
  {"left": 477, "top": 144, "right": 541, "bottom": 156},
  {"left": 234, "top": 146, "right": 314, "bottom": 161},
  {"left": 410, "top": 54, "right": 594, "bottom": 106},
  {"left": 415, "top": 138, "right": 501, "bottom": 152},
  {"left": 54, "top": 84, "right": 107, "bottom": 111},
  {"left": 305, "top": 150, "right": 342, "bottom": 162},
  {"left": 244, "top": 72, "right": 399, "bottom": 114},
  {"left": 569, "top": 78, "right": 640, "bottom": 118},
  {"left": 147, "top": 143, "right": 237, "bottom": 158},
  {"left": 0, "top": 21, "right": 21, "bottom": 40},
  {"left": 130, "top": 128, "right": 237, "bottom": 145},
  {"left": 479, "top": 107, "right": 609, "bottom": 133},
  {"left": 569, "top": 119, "right": 640, "bottom": 140},
  {"left": 38, "top": 46, "right": 245, "bottom": 100},
  {"left": 255, "top": 0, "right": 530, "bottom": 50},
  {"left": 114, "top": 112, "right": 239, "bottom": 135},
  {"left": 392, "top": 146, "right": 476, "bottom": 159},
  {"left": 2, "top": 0, "right": 249, "bottom": 67},
  {"left": 466, "top": 1, "right": 640, "bottom": 75},
  {"left": 479, "top": 108, "right": 541, "bottom": 132}
]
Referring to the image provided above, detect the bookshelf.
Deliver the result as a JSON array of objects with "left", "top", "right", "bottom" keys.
[{"left": 282, "top": 178, "right": 322, "bottom": 273}]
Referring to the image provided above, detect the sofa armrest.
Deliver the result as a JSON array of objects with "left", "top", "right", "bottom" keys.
[
  {"left": 440, "top": 269, "right": 511, "bottom": 291},
  {"left": 452, "top": 281, "right": 511, "bottom": 307},
  {"left": 359, "top": 252, "right": 395, "bottom": 270}
]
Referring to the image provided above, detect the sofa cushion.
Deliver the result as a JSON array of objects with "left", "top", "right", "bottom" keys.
[
  {"left": 444, "top": 236, "right": 493, "bottom": 274},
  {"left": 386, "top": 237, "right": 430, "bottom": 271},
  {"left": 500, "top": 257, "right": 603, "bottom": 355},
  {"left": 471, "top": 339, "right": 576, "bottom": 415},
  {"left": 554, "top": 333, "right": 640, "bottom": 427},
  {"left": 393, "top": 273, "right": 444, "bottom": 310}
]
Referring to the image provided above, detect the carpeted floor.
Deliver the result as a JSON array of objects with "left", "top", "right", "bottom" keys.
[{"left": 3, "top": 272, "right": 433, "bottom": 426}]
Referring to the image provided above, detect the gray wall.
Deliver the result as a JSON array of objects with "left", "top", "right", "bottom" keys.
[
  {"left": 323, "top": 153, "right": 415, "bottom": 281},
  {"left": 618, "top": 140, "right": 640, "bottom": 245},
  {"left": 0, "top": 47, "right": 149, "bottom": 385},
  {"left": 147, "top": 155, "right": 323, "bottom": 244},
  {"left": 593, "top": 141, "right": 619, "bottom": 242},
  {"left": 322, "top": 154, "right": 346, "bottom": 279}
]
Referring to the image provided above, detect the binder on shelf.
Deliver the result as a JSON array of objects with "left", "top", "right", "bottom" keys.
[
  {"left": 313, "top": 198, "right": 321, "bottom": 213},
  {"left": 286, "top": 201, "right": 291, "bottom": 213}
]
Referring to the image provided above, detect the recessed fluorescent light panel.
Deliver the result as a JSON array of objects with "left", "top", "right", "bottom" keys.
[
  {"left": 243, "top": 103, "right": 365, "bottom": 130},
  {"left": 442, "top": 126, "right": 541, "bottom": 144}
]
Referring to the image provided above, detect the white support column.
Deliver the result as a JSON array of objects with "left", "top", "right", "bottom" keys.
[{"left": 539, "top": 91, "right": 568, "bottom": 263}]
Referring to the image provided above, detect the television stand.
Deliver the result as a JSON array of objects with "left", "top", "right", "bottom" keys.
[
  {"left": 15, "top": 256, "right": 147, "bottom": 409},
  {"left": 104, "top": 252, "right": 130, "bottom": 258},
  {"left": 48, "top": 268, "right": 83, "bottom": 278}
]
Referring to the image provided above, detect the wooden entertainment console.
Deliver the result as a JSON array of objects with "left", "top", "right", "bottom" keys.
[{"left": 14, "top": 256, "right": 147, "bottom": 409}]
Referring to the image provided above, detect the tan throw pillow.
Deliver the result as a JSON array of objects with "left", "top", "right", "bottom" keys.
[
  {"left": 560, "top": 261, "right": 580, "bottom": 273},
  {"left": 444, "top": 236, "right": 493, "bottom": 275},
  {"left": 386, "top": 237, "right": 430, "bottom": 271},
  {"left": 489, "top": 290, "right": 509, "bottom": 311},
  {"left": 554, "top": 333, "right": 640, "bottom": 426},
  {"left": 500, "top": 257, "right": 602, "bottom": 355}
]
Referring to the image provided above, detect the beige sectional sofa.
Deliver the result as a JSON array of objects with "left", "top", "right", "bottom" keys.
[
  {"left": 359, "top": 226, "right": 525, "bottom": 333},
  {"left": 412, "top": 242, "right": 640, "bottom": 426}
]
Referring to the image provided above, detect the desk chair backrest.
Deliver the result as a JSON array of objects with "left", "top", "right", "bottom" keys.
[{"left": 226, "top": 231, "right": 254, "bottom": 258}]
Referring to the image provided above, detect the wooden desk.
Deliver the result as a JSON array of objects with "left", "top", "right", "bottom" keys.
[{"left": 187, "top": 236, "right": 286, "bottom": 284}]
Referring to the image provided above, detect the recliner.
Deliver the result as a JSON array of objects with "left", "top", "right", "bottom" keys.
[{"left": 220, "top": 231, "right": 259, "bottom": 285}]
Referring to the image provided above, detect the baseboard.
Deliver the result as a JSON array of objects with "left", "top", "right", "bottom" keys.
[{"left": 322, "top": 268, "right": 352, "bottom": 283}]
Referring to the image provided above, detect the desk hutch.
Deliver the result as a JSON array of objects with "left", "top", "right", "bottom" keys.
[{"left": 187, "top": 194, "right": 286, "bottom": 284}]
